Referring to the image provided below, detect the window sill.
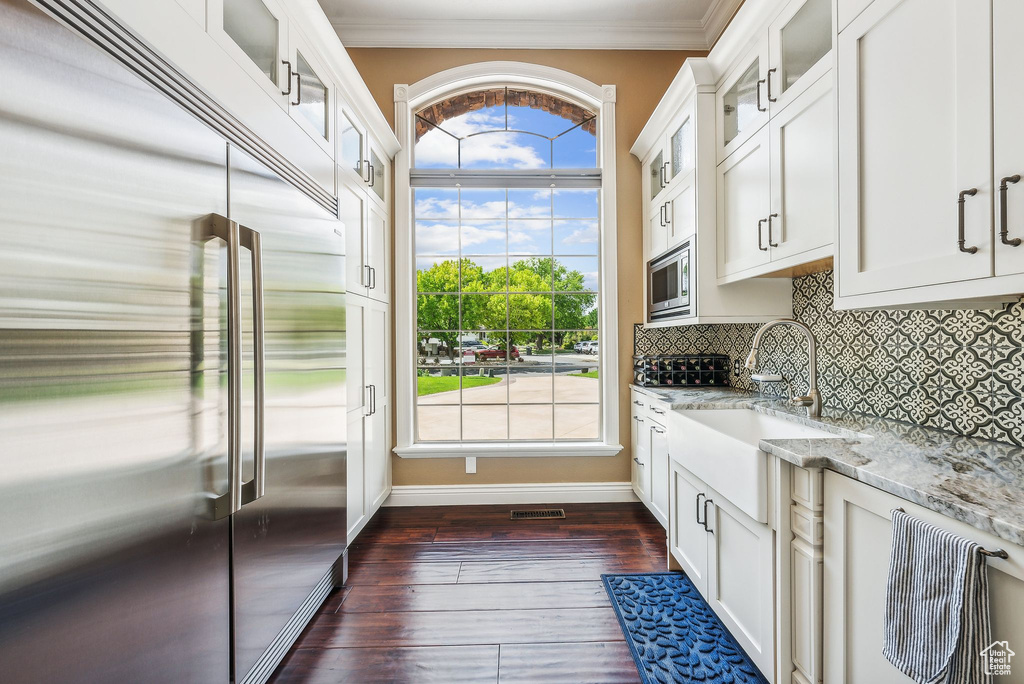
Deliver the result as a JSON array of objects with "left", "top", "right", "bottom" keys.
[{"left": 393, "top": 442, "right": 624, "bottom": 459}]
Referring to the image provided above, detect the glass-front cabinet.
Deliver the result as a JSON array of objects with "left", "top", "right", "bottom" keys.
[
  {"left": 339, "top": 108, "right": 365, "bottom": 185},
  {"left": 716, "top": 42, "right": 769, "bottom": 161},
  {"left": 368, "top": 146, "right": 386, "bottom": 205},
  {"left": 647, "top": 104, "right": 696, "bottom": 258},
  {"left": 286, "top": 27, "right": 334, "bottom": 153},
  {"left": 768, "top": 0, "right": 833, "bottom": 112},
  {"left": 209, "top": 0, "right": 289, "bottom": 106}
]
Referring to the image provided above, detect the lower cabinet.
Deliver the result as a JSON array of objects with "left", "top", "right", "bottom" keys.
[
  {"left": 630, "top": 389, "right": 669, "bottom": 529},
  {"left": 670, "top": 460, "right": 777, "bottom": 680},
  {"left": 346, "top": 294, "right": 391, "bottom": 543},
  {"left": 823, "top": 471, "right": 1024, "bottom": 684}
]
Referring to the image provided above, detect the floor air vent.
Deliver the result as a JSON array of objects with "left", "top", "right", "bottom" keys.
[{"left": 510, "top": 509, "right": 566, "bottom": 520}]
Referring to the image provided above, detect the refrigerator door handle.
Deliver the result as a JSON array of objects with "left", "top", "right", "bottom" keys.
[
  {"left": 197, "top": 214, "right": 243, "bottom": 520},
  {"left": 240, "top": 224, "right": 266, "bottom": 505}
]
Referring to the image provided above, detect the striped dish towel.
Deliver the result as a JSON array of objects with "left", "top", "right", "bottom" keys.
[{"left": 882, "top": 508, "right": 992, "bottom": 684}]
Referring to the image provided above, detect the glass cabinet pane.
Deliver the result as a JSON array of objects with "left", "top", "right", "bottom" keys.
[
  {"left": 341, "top": 112, "right": 363, "bottom": 178},
  {"left": 780, "top": 0, "right": 832, "bottom": 94},
  {"left": 670, "top": 118, "right": 692, "bottom": 179},
  {"left": 722, "top": 60, "right": 760, "bottom": 147},
  {"left": 223, "top": 0, "right": 279, "bottom": 85},
  {"left": 370, "top": 148, "right": 385, "bottom": 202},
  {"left": 295, "top": 51, "right": 328, "bottom": 140},
  {"left": 649, "top": 150, "right": 664, "bottom": 201}
]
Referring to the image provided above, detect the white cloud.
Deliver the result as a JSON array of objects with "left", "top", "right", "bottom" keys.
[
  {"left": 561, "top": 224, "right": 598, "bottom": 246},
  {"left": 415, "top": 110, "right": 546, "bottom": 170}
]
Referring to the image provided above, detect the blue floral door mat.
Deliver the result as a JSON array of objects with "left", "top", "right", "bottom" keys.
[{"left": 602, "top": 572, "right": 769, "bottom": 684}]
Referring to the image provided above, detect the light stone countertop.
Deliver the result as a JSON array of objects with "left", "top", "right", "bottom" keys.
[{"left": 632, "top": 384, "right": 1024, "bottom": 548}]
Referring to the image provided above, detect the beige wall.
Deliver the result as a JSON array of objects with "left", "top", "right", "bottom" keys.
[{"left": 347, "top": 48, "right": 703, "bottom": 486}]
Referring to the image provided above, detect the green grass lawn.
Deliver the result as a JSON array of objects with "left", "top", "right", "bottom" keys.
[
  {"left": 417, "top": 375, "right": 501, "bottom": 396},
  {"left": 569, "top": 370, "right": 599, "bottom": 379}
]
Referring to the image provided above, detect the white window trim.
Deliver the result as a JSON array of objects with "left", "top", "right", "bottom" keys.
[{"left": 392, "top": 62, "right": 620, "bottom": 459}]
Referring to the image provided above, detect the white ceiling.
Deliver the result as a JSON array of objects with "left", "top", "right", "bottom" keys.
[{"left": 317, "top": 0, "right": 743, "bottom": 50}]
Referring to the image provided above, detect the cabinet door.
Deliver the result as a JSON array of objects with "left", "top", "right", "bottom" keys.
[
  {"left": 346, "top": 410, "right": 366, "bottom": 542},
  {"left": 670, "top": 462, "right": 710, "bottom": 597},
  {"left": 340, "top": 180, "right": 368, "bottom": 298},
  {"left": 994, "top": 0, "right": 1024, "bottom": 277},
  {"left": 647, "top": 149, "right": 668, "bottom": 204},
  {"left": 706, "top": 493, "right": 776, "bottom": 680},
  {"left": 339, "top": 107, "right": 366, "bottom": 187},
  {"left": 667, "top": 172, "right": 696, "bottom": 247},
  {"left": 668, "top": 112, "right": 695, "bottom": 186},
  {"left": 363, "top": 299, "right": 390, "bottom": 511},
  {"left": 717, "top": 126, "right": 772, "bottom": 278},
  {"left": 208, "top": 0, "right": 289, "bottom": 107},
  {"left": 768, "top": 0, "right": 832, "bottom": 113},
  {"left": 368, "top": 144, "right": 389, "bottom": 207},
  {"left": 823, "top": 472, "right": 1024, "bottom": 684},
  {"left": 649, "top": 422, "right": 670, "bottom": 527},
  {"left": 768, "top": 73, "right": 834, "bottom": 262},
  {"left": 632, "top": 416, "right": 651, "bottom": 504},
  {"left": 717, "top": 42, "right": 769, "bottom": 161},
  {"left": 837, "top": 0, "right": 992, "bottom": 297},
  {"left": 366, "top": 202, "right": 389, "bottom": 304},
  {"left": 649, "top": 203, "right": 668, "bottom": 259},
  {"left": 287, "top": 27, "right": 334, "bottom": 155}
]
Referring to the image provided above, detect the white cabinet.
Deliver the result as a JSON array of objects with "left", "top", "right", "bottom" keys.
[
  {"left": 629, "top": 389, "right": 668, "bottom": 529},
  {"left": 285, "top": 25, "right": 334, "bottom": 155},
  {"left": 346, "top": 295, "right": 391, "bottom": 543},
  {"left": 208, "top": 0, "right": 290, "bottom": 107},
  {"left": 994, "top": 0, "right": 1024, "bottom": 278},
  {"left": 669, "top": 460, "right": 777, "bottom": 681},
  {"left": 717, "top": 43, "right": 770, "bottom": 162},
  {"left": 767, "top": 73, "right": 834, "bottom": 264},
  {"left": 645, "top": 107, "right": 696, "bottom": 260},
  {"left": 767, "top": 0, "right": 832, "bottom": 113},
  {"left": 648, "top": 416, "right": 670, "bottom": 526},
  {"left": 836, "top": 0, "right": 991, "bottom": 300},
  {"left": 706, "top": 490, "right": 776, "bottom": 680},
  {"left": 340, "top": 174, "right": 389, "bottom": 303},
  {"left": 339, "top": 106, "right": 366, "bottom": 187},
  {"left": 823, "top": 471, "right": 1024, "bottom": 684},
  {"left": 717, "top": 126, "right": 772, "bottom": 279},
  {"left": 670, "top": 460, "right": 712, "bottom": 596}
]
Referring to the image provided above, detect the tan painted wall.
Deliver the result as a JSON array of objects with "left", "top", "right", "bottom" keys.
[{"left": 347, "top": 48, "right": 704, "bottom": 486}]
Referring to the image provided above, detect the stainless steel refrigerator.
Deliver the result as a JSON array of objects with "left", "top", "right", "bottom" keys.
[{"left": 0, "top": 1, "right": 347, "bottom": 682}]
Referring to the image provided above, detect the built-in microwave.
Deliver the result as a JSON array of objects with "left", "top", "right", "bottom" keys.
[{"left": 647, "top": 239, "right": 694, "bottom": 322}]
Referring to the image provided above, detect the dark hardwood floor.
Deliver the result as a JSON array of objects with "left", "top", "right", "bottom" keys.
[{"left": 270, "top": 502, "right": 667, "bottom": 683}]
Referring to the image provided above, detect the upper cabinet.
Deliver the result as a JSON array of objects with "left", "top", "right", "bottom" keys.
[
  {"left": 834, "top": 0, "right": 1024, "bottom": 308},
  {"left": 209, "top": 0, "right": 290, "bottom": 107},
  {"left": 286, "top": 26, "right": 335, "bottom": 154},
  {"left": 714, "top": 0, "right": 835, "bottom": 283},
  {"left": 646, "top": 107, "right": 697, "bottom": 258}
]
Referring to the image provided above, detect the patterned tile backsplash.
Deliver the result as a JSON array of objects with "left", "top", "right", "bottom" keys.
[{"left": 634, "top": 270, "right": 1024, "bottom": 446}]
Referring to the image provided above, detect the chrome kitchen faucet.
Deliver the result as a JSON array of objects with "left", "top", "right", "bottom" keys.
[{"left": 745, "top": 319, "right": 822, "bottom": 418}]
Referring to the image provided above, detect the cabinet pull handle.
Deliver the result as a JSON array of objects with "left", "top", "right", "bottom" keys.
[
  {"left": 652, "top": 426, "right": 665, "bottom": 434},
  {"left": 703, "top": 498, "right": 714, "bottom": 534},
  {"left": 767, "top": 213, "right": 779, "bottom": 247},
  {"left": 650, "top": 406, "right": 665, "bottom": 415},
  {"left": 362, "top": 160, "right": 371, "bottom": 183},
  {"left": 664, "top": 202, "right": 671, "bottom": 225},
  {"left": 767, "top": 68, "right": 778, "bottom": 103},
  {"left": 368, "top": 163, "right": 376, "bottom": 188},
  {"left": 696, "top": 492, "right": 706, "bottom": 525},
  {"left": 659, "top": 204, "right": 667, "bottom": 227},
  {"left": 636, "top": 417, "right": 645, "bottom": 423},
  {"left": 999, "top": 175, "right": 1022, "bottom": 247},
  {"left": 281, "top": 60, "right": 292, "bottom": 96},
  {"left": 757, "top": 218, "right": 768, "bottom": 251},
  {"left": 370, "top": 266, "right": 377, "bottom": 290},
  {"left": 957, "top": 188, "right": 979, "bottom": 254},
  {"left": 659, "top": 161, "right": 669, "bottom": 189},
  {"left": 633, "top": 399, "right": 643, "bottom": 406},
  {"left": 633, "top": 457, "right": 644, "bottom": 467},
  {"left": 756, "top": 78, "right": 766, "bottom": 112}
]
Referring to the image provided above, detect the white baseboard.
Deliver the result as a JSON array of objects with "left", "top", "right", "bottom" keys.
[{"left": 384, "top": 481, "right": 639, "bottom": 507}]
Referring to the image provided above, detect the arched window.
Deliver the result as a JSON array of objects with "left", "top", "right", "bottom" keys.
[{"left": 394, "top": 63, "right": 620, "bottom": 457}]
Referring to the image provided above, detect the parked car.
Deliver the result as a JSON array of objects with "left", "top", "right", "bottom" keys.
[
  {"left": 581, "top": 340, "right": 599, "bottom": 355},
  {"left": 475, "top": 345, "right": 520, "bottom": 361},
  {"left": 573, "top": 341, "right": 586, "bottom": 353}
]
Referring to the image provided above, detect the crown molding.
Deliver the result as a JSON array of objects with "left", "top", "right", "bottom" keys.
[{"left": 329, "top": 0, "right": 745, "bottom": 51}]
